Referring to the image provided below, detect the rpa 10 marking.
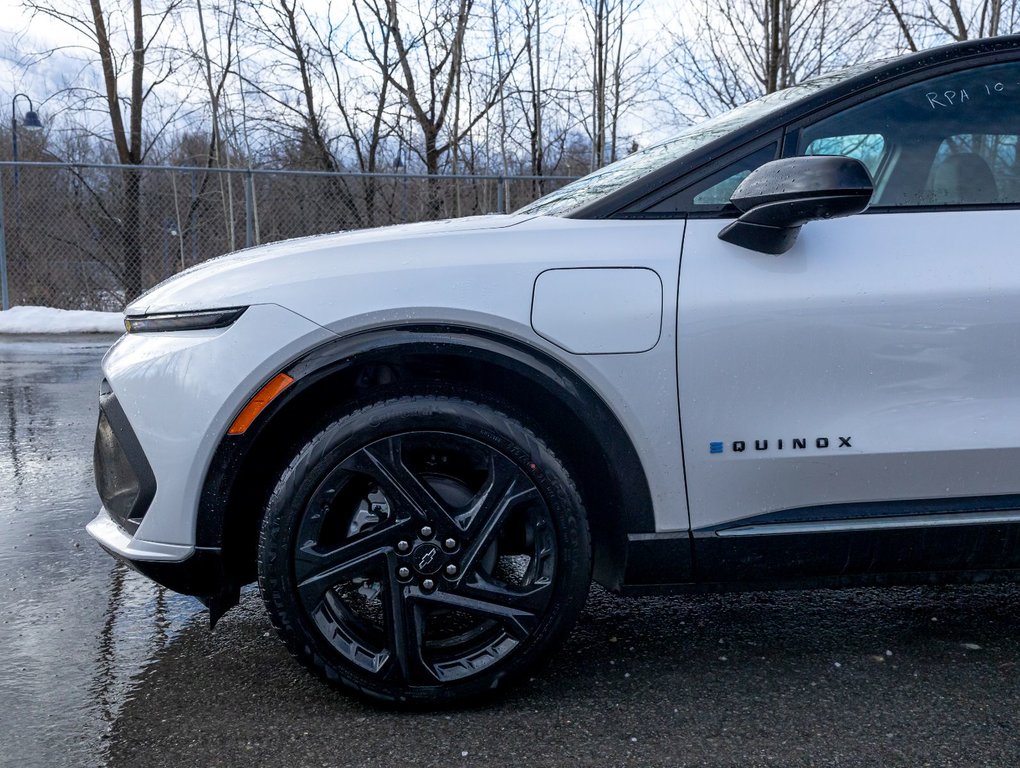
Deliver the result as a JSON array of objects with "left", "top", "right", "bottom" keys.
[{"left": 710, "top": 436, "right": 853, "bottom": 454}]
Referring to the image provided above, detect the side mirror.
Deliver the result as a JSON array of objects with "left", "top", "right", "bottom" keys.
[{"left": 718, "top": 156, "right": 873, "bottom": 254}]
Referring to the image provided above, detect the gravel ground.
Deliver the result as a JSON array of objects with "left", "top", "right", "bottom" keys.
[{"left": 3, "top": 338, "right": 1020, "bottom": 768}]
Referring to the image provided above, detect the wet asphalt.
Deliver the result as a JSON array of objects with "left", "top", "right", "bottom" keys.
[{"left": 2, "top": 337, "right": 1020, "bottom": 768}]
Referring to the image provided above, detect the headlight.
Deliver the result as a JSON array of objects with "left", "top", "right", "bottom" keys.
[{"left": 124, "top": 307, "right": 247, "bottom": 333}]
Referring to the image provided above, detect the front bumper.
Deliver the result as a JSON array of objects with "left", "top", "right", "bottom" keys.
[
  {"left": 88, "top": 506, "right": 239, "bottom": 625},
  {"left": 87, "top": 507, "right": 227, "bottom": 596},
  {"left": 86, "top": 303, "right": 334, "bottom": 594}
]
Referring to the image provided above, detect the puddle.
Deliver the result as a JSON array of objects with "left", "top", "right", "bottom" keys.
[{"left": 0, "top": 340, "right": 203, "bottom": 767}]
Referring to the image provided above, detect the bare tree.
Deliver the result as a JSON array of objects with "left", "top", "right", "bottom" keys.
[
  {"left": 194, "top": 0, "right": 240, "bottom": 251},
  {"left": 522, "top": 0, "right": 545, "bottom": 180},
  {"left": 238, "top": 0, "right": 382, "bottom": 226},
  {"left": 321, "top": 3, "right": 396, "bottom": 175},
  {"left": 357, "top": 1, "right": 522, "bottom": 176},
  {"left": 582, "top": 0, "right": 645, "bottom": 169},
  {"left": 355, "top": 0, "right": 468, "bottom": 179},
  {"left": 664, "top": 0, "right": 883, "bottom": 119},
  {"left": 883, "top": 0, "right": 1020, "bottom": 50},
  {"left": 23, "top": 0, "right": 186, "bottom": 301},
  {"left": 494, "top": 0, "right": 580, "bottom": 185}
]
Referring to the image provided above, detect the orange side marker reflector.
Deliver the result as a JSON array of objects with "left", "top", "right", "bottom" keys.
[{"left": 227, "top": 373, "right": 295, "bottom": 435}]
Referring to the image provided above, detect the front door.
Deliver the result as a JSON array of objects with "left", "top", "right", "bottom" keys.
[{"left": 677, "top": 55, "right": 1020, "bottom": 581}]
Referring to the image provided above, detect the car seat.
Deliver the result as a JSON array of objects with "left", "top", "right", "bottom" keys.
[{"left": 932, "top": 152, "right": 999, "bottom": 204}]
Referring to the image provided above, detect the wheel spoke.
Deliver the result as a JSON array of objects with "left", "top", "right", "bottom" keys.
[
  {"left": 417, "top": 585, "right": 541, "bottom": 640},
  {"left": 382, "top": 576, "right": 437, "bottom": 685},
  {"left": 345, "top": 436, "right": 460, "bottom": 529},
  {"left": 294, "top": 519, "right": 410, "bottom": 604},
  {"left": 457, "top": 570, "right": 555, "bottom": 614},
  {"left": 458, "top": 468, "right": 540, "bottom": 576},
  {"left": 457, "top": 451, "right": 520, "bottom": 532}
]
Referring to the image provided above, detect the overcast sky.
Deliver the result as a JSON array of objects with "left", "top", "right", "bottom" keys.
[{"left": 1, "top": 5, "right": 84, "bottom": 115}]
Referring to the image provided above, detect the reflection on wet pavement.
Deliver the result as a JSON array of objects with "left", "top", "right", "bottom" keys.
[{"left": 0, "top": 339, "right": 203, "bottom": 768}]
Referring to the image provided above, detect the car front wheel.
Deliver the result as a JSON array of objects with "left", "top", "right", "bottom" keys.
[{"left": 257, "top": 394, "right": 592, "bottom": 705}]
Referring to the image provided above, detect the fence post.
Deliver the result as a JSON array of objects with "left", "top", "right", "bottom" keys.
[
  {"left": 244, "top": 169, "right": 255, "bottom": 249},
  {"left": 496, "top": 176, "right": 505, "bottom": 214},
  {"left": 0, "top": 170, "right": 8, "bottom": 311},
  {"left": 190, "top": 170, "right": 198, "bottom": 265}
]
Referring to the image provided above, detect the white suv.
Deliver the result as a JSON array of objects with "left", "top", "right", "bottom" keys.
[{"left": 90, "top": 36, "right": 1020, "bottom": 704}]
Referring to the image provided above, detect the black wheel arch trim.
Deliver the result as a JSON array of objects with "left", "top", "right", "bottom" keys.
[{"left": 196, "top": 323, "right": 659, "bottom": 590}]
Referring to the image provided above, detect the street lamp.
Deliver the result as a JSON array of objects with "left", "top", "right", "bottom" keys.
[
  {"left": 2, "top": 94, "right": 44, "bottom": 310},
  {"left": 12, "top": 93, "right": 44, "bottom": 188}
]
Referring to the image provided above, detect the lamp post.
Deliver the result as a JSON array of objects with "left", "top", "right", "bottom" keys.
[
  {"left": 2, "top": 94, "right": 44, "bottom": 310},
  {"left": 0, "top": 169, "right": 7, "bottom": 309},
  {"left": 11, "top": 93, "right": 44, "bottom": 191}
]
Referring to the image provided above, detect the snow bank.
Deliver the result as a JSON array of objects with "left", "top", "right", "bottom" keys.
[{"left": 0, "top": 306, "right": 124, "bottom": 334}]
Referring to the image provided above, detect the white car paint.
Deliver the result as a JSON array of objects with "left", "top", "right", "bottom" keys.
[
  {"left": 94, "top": 215, "right": 688, "bottom": 562},
  {"left": 679, "top": 209, "right": 1020, "bottom": 530}
]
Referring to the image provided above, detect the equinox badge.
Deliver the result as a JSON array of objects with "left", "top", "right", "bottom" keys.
[{"left": 710, "top": 436, "right": 852, "bottom": 454}]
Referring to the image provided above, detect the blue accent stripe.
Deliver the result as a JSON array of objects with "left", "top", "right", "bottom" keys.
[{"left": 709, "top": 442, "right": 724, "bottom": 454}]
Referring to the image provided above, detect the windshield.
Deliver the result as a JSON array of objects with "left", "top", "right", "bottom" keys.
[{"left": 516, "top": 62, "right": 884, "bottom": 217}]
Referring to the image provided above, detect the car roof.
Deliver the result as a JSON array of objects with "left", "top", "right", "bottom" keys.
[{"left": 571, "top": 34, "right": 1020, "bottom": 219}]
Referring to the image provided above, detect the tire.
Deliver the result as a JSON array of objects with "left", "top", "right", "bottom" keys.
[{"left": 257, "top": 393, "right": 592, "bottom": 705}]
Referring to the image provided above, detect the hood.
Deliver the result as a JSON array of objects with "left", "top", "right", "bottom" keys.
[{"left": 127, "top": 214, "right": 535, "bottom": 316}]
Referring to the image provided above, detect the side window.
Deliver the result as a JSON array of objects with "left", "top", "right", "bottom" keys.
[
  {"left": 930, "top": 133, "right": 1020, "bottom": 204},
  {"left": 795, "top": 59, "right": 1020, "bottom": 207},
  {"left": 803, "top": 134, "right": 886, "bottom": 178},
  {"left": 692, "top": 170, "right": 754, "bottom": 205},
  {"left": 644, "top": 143, "right": 778, "bottom": 214}
]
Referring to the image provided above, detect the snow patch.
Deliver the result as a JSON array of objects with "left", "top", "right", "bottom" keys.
[{"left": 0, "top": 306, "right": 124, "bottom": 334}]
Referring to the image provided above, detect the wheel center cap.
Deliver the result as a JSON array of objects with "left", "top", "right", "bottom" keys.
[{"left": 411, "top": 543, "right": 443, "bottom": 575}]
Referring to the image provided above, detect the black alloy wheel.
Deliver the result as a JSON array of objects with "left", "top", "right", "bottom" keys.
[{"left": 257, "top": 394, "right": 592, "bottom": 705}]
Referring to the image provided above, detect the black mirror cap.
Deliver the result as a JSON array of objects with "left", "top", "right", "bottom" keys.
[
  {"left": 719, "top": 156, "right": 874, "bottom": 255},
  {"left": 730, "top": 155, "right": 874, "bottom": 214}
]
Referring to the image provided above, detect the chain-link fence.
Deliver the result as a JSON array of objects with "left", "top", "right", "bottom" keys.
[{"left": 0, "top": 161, "right": 578, "bottom": 312}]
